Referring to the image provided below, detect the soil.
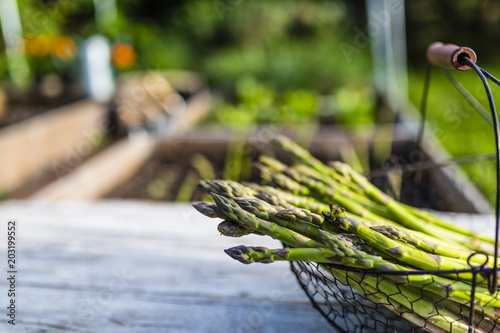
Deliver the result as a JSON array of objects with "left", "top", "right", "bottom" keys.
[{"left": 105, "top": 138, "right": 454, "bottom": 212}]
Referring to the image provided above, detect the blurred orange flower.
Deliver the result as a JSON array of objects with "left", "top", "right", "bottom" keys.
[{"left": 111, "top": 42, "right": 137, "bottom": 69}]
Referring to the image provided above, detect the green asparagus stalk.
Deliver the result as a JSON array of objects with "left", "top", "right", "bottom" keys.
[
  {"left": 260, "top": 155, "right": 475, "bottom": 249},
  {"left": 404, "top": 204, "right": 495, "bottom": 246},
  {"left": 323, "top": 205, "right": 488, "bottom": 277},
  {"left": 217, "top": 221, "right": 252, "bottom": 237},
  {"left": 193, "top": 202, "right": 223, "bottom": 219},
  {"left": 212, "top": 193, "right": 324, "bottom": 249},
  {"left": 200, "top": 179, "right": 256, "bottom": 198},
  {"left": 203, "top": 197, "right": 500, "bottom": 322},
  {"left": 332, "top": 268, "right": 475, "bottom": 332},
  {"left": 225, "top": 245, "right": 373, "bottom": 268},
  {"left": 260, "top": 157, "right": 485, "bottom": 250},
  {"left": 192, "top": 135, "right": 500, "bottom": 333},
  {"left": 209, "top": 193, "right": 492, "bottom": 306},
  {"left": 271, "top": 135, "right": 494, "bottom": 252},
  {"left": 329, "top": 161, "right": 492, "bottom": 251},
  {"left": 291, "top": 162, "right": 396, "bottom": 217},
  {"left": 200, "top": 196, "right": 500, "bottom": 310},
  {"left": 257, "top": 160, "right": 401, "bottom": 226},
  {"left": 325, "top": 157, "right": 493, "bottom": 246},
  {"left": 271, "top": 135, "right": 360, "bottom": 190},
  {"left": 257, "top": 161, "right": 311, "bottom": 196},
  {"left": 224, "top": 245, "right": 500, "bottom": 310},
  {"left": 193, "top": 202, "right": 266, "bottom": 236},
  {"left": 247, "top": 183, "right": 329, "bottom": 213},
  {"left": 370, "top": 224, "right": 495, "bottom": 267},
  {"left": 326, "top": 264, "right": 478, "bottom": 332},
  {"left": 233, "top": 196, "right": 324, "bottom": 227},
  {"left": 199, "top": 179, "right": 471, "bottom": 259}
]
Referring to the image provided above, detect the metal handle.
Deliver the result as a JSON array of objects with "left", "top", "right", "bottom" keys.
[{"left": 426, "top": 42, "right": 477, "bottom": 71}]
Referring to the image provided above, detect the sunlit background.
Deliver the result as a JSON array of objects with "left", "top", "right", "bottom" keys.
[{"left": 0, "top": 0, "right": 499, "bottom": 212}]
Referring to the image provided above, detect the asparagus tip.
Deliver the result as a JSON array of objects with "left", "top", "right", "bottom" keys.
[{"left": 192, "top": 202, "right": 219, "bottom": 218}]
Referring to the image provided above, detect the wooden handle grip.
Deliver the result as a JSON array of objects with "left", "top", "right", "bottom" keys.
[{"left": 426, "top": 42, "right": 477, "bottom": 71}]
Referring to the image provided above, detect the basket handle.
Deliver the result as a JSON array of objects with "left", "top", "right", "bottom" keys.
[{"left": 426, "top": 42, "right": 477, "bottom": 71}]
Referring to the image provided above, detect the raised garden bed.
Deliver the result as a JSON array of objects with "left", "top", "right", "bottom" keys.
[
  {"left": 25, "top": 71, "right": 211, "bottom": 201},
  {"left": 104, "top": 125, "right": 490, "bottom": 213},
  {"left": 0, "top": 99, "right": 109, "bottom": 198}
]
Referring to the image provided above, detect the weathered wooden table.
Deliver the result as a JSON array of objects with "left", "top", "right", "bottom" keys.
[{"left": 1, "top": 201, "right": 341, "bottom": 333}]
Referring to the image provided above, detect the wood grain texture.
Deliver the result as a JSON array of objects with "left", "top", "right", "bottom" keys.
[
  {"left": 30, "top": 135, "right": 155, "bottom": 201},
  {"left": 0, "top": 100, "right": 106, "bottom": 192},
  {"left": 0, "top": 201, "right": 335, "bottom": 333}
]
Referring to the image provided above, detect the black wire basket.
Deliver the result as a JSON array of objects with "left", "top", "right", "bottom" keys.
[
  {"left": 287, "top": 43, "right": 500, "bottom": 333},
  {"left": 290, "top": 259, "right": 500, "bottom": 332}
]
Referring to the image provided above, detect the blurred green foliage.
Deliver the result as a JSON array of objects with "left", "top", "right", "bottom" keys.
[
  {"left": 208, "top": 76, "right": 375, "bottom": 126},
  {"left": 0, "top": 0, "right": 373, "bottom": 92},
  {"left": 1, "top": 0, "right": 498, "bottom": 204},
  {"left": 210, "top": 76, "right": 320, "bottom": 126},
  {"left": 408, "top": 67, "right": 500, "bottom": 203}
]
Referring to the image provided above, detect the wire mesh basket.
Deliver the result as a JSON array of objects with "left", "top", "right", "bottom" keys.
[
  {"left": 286, "top": 43, "right": 500, "bottom": 333},
  {"left": 290, "top": 260, "right": 500, "bottom": 333}
]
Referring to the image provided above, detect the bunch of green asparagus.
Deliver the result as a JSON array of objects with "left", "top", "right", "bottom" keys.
[{"left": 192, "top": 135, "right": 500, "bottom": 333}]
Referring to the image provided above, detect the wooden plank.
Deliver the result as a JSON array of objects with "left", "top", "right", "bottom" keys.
[
  {"left": 0, "top": 201, "right": 491, "bottom": 332},
  {"left": 0, "top": 201, "right": 334, "bottom": 332},
  {"left": 0, "top": 99, "right": 107, "bottom": 193},
  {"left": 29, "top": 135, "right": 155, "bottom": 200}
]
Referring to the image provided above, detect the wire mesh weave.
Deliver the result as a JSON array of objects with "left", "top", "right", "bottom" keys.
[
  {"left": 282, "top": 46, "right": 500, "bottom": 333},
  {"left": 290, "top": 260, "right": 500, "bottom": 332}
]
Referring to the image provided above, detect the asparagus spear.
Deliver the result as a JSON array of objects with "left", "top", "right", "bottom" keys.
[
  {"left": 233, "top": 196, "right": 326, "bottom": 228},
  {"left": 201, "top": 195, "right": 500, "bottom": 321},
  {"left": 257, "top": 162, "right": 311, "bottom": 196},
  {"left": 207, "top": 196, "right": 500, "bottom": 310},
  {"left": 212, "top": 193, "right": 324, "bottom": 249},
  {"left": 370, "top": 224, "right": 495, "bottom": 267},
  {"left": 324, "top": 158, "right": 494, "bottom": 246},
  {"left": 260, "top": 155, "right": 475, "bottom": 249},
  {"left": 200, "top": 179, "right": 454, "bottom": 251},
  {"left": 323, "top": 205, "right": 488, "bottom": 276},
  {"left": 247, "top": 183, "right": 329, "bottom": 213},
  {"left": 193, "top": 202, "right": 266, "bottom": 236},
  {"left": 329, "top": 161, "right": 491, "bottom": 251},
  {"left": 225, "top": 245, "right": 500, "bottom": 310},
  {"left": 257, "top": 161, "right": 398, "bottom": 226},
  {"left": 205, "top": 197, "right": 493, "bottom": 308},
  {"left": 202, "top": 179, "right": 379, "bottom": 228},
  {"left": 200, "top": 179, "right": 255, "bottom": 198},
  {"left": 291, "top": 163, "right": 390, "bottom": 217},
  {"left": 324, "top": 263, "right": 478, "bottom": 332},
  {"left": 217, "top": 221, "right": 252, "bottom": 237},
  {"left": 404, "top": 204, "right": 495, "bottom": 246},
  {"left": 271, "top": 135, "right": 360, "bottom": 190},
  {"left": 271, "top": 135, "right": 494, "bottom": 252},
  {"left": 225, "top": 245, "right": 373, "bottom": 268},
  {"left": 192, "top": 202, "right": 223, "bottom": 218}
]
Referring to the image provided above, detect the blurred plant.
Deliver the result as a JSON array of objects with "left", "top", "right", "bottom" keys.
[
  {"left": 209, "top": 76, "right": 375, "bottom": 127},
  {"left": 209, "top": 76, "right": 321, "bottom": 126},
  {"left": 223, "top": 131, "right": 248, "bottom": 182},
  {"left": 176, "top": 170, "right": 198, "bottom": 202},
  {"left": 327, "top": 83, "right": 375, "bottom": 125},
  {"left": 146, "top": 169, "right": 176, "bottom": 200},
  {"left": 407, "top": 68, "right": 500, "bottom": 205},
  {"left": 191, "top": 153, "right": 216, "bottom": 181},
  {"left": 1, "top": 0, "right": 375, "bottom": 92}
]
